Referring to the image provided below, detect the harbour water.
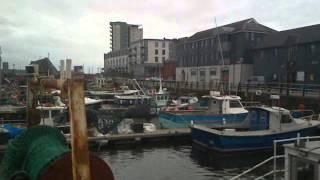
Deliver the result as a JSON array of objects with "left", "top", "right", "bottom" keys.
[{"left": 97, "top": 143, "right": 275, "bottom": 180}]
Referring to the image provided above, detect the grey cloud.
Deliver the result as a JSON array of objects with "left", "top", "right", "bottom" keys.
[{"left": 0, "top": 0, "right": 320, "bottom": 72}]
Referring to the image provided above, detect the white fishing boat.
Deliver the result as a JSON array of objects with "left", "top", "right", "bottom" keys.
[
  {"left": 86, "top": 86, "right": 140, "bottom": 100},
  {"left": 147, "top": 78, "right": 170, "bottom": 114},
  {"left": 114, "top": 79, "right": 152, "bottom": 106}
]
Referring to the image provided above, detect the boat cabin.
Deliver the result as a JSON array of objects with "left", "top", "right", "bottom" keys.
[
  {"left": 154, "top": 92, "right": 169, "bottom": 103},
  {"left": 203, "top": 95, "right": 247, "bottom": 115},
  {"left": 245, "top": 107, "right": 309, "bottom": 131},
  {"left": 178, "top": 96, "right": 196, "bottom": 104}
]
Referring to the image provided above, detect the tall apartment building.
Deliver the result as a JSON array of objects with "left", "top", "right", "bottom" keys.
[
  {"left": 176, "top": 18, "right": 275, "bottom": 85},
  {"left": 110, "top": 22, "right": 143, "bottom": 51}
]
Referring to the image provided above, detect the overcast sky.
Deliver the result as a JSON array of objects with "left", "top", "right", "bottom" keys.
[{"left": 0, "top": 0, "right": 319, "bottom": 72}]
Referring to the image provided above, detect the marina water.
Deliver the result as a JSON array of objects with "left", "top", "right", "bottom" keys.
[
  {"left": 98, "top": 143, "right": 275, "bottom": 180},
  {"left": 95, "top": 115, "right": 276, "bottom": 180}
]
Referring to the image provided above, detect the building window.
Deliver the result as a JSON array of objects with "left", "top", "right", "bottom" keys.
[
  {"left": 274, "top": 49, "right": 278, "bottom": 56},
  {"left": 200, "top": 70, "right": 205, "bottom": 82},
  {"left": 155, "top": 41, "right": 159, "bottom": 47},
  {"left": 211, "top": 38, "right": 215, "bottom": 46},
  {"left": 310, "top": 73, "right": 315, "bottom": 81},
  {"left": 162, "top": 41, "right": 165, "bottom": 48},
  {"left": 162, "top": 57, "right": 165, "bottom": 63},
  {"left": 246, "top": 32, "right": 250, "bottom": 40},
  {"left": 191, "top": 69, "right": 196, "bottom": 76},
  {"left": 210, "top": 68, "right": 217, "bottom": 76},
  {"left": 162, "top": 49, "right": 165, "bottom": 55},
  {"left": 155, "top": 49, "right": 158, "bottom": 55},
  {"left": 311, "top": 44, "right": 316, "bottom": 54},
  {"left": 260, "top": 51, "right": 264, "bottom": 59},
  {"left": 251, "top": 33, "right": 255, "bottom": 41},
  {"left": 155, "top": 57, "right": 158, "bottom": 62}
]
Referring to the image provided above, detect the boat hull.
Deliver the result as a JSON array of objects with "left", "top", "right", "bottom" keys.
[
  {"left": 191, "top": 125, "right": 320, "bottom": 152},
  {"left": 159, "top": 111, "right": 248, "bottom": 129}
]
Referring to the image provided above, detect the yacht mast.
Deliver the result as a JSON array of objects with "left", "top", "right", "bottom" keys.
[
  {"left": 0, "top": 47, "right": 2, "bottom": 99},
  {"left": 214, "top": 18, "right": 229, "bottom": 95}
]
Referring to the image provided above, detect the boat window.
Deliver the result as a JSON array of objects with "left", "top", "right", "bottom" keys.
[
  {"left": 229, "top": 100, "right": 242, "bottom": 108},
  {"left": 181, "top": 98, "right": 188, "bottom": 104},
  {"left": 248, "top": 111, "right": 257, "bottom": 121},
  {"left": 281, "top": 114, "right": 292, "bottom": 123},
  {"left": 260, "top": 111, "right": 268, "bottom": 121}
]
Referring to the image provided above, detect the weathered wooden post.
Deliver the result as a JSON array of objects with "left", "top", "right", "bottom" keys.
[{"left": 68, "top": 79, "right": 91, "bottom": 180}]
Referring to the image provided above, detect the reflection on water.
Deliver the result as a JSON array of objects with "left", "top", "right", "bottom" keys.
[{"left": 97, "top": 143, "right": 274, "bottom": 180}]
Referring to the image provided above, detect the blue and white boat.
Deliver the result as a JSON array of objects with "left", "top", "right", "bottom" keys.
[
  {"left": 159, "top": 92, "right": 248, "bottom": 128},
  {"left": 191, "top": 106, "right": 320, "bottom": 152}
]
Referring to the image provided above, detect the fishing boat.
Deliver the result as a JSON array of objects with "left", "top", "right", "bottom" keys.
[
  {"left": 147, "top": 78, "right": 170, "bottom": 114},
  {"left": 114, "top": 92, "right": 151, "bottom": 106},
  {"left": 191, "top": 106, "right": 320, "bottom": 152},
  {"left": 170, "top": 96, "right": 199, "bottom": 109},
  {"left": 86, "top": 86, "right": 140, "bottom": 102},
  {"left": 159, "top": 91, "right": 248, "bottom": 128},
  {"left": 0, "top": 105, "right": 26, "bottom": 123},
  {"left": 114, "top": 79, "right": 152, "bottom": 106}
]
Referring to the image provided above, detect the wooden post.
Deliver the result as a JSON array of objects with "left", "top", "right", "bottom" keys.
[
  {"left": 68, "top": 80, "right": 91, "bottom": 180},
  {"left": 35, "top": 79, "right": 91, "bottom": 180}
]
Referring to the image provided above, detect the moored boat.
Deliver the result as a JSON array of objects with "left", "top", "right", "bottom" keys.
[
  {"left": 159, "top": 92, "right": 248, "bottom": 128},
  {"left": 191, "top": 106, "right": 320, "bottom": 152}
]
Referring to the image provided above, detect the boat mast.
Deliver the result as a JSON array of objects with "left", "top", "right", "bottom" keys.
[
  {"left": 159, "top": 66, "right": 163, "bottom": 93},
  {"left": 0, "top": 47, "right": 2, "bottom": 99},
  {"left": 214, "top": 18, "right": 229, "bottom": 95}
]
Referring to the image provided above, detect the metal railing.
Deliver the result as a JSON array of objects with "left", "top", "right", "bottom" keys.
[
  {"left": 230, "top": 135, "right": 320, "bottom": 180},
  {"left": 133, "top": 80, "right": 320, "bottom": 98},
  {"left": 229, "top": 155, "right": 284, "bottom": 180}
]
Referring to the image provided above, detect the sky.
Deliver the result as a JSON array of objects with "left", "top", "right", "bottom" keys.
[{"left": 0, "top": 0, "right": 319, "bottom": 73}]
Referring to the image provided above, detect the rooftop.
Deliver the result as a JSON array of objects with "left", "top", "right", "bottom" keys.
[
  {"left": 188, "top": 18, "right": 276, "bottom": 41},
  {"left": 255, "top": 23, "right": 320, "bottom": 49}
]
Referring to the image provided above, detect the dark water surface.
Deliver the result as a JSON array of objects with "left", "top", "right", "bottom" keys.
[{"left": 97, "top": 143, "right": 273, "bottom": 180}]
